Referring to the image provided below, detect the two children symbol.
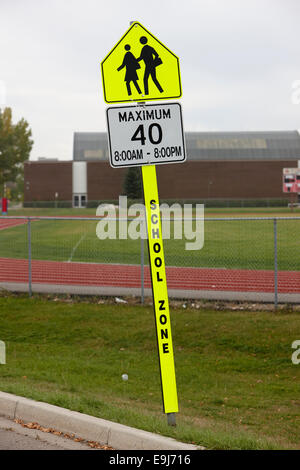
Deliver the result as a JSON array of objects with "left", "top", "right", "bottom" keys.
[{"left": 117, "top": 36, "right": 164, "bottom": 97}]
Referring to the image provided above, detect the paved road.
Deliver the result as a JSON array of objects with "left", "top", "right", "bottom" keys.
[{"left": 0, "top": 417, "right": 97, "bottom": 450}]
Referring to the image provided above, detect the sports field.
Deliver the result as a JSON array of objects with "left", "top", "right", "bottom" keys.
[
  {"left": 0, "top": 207, "right": 299, "bottom": 297},
  {"left": 0, "top": 213, "right": 299, "bottom": 270}
]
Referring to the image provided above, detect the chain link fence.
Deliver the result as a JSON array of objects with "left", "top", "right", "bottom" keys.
[{"left": 0, "top": 216, "right": 299, "bottom": 307}]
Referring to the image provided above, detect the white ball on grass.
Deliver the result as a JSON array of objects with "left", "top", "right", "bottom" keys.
[{"left": 122, "top": 374, "right": 128, "bottom": 381}]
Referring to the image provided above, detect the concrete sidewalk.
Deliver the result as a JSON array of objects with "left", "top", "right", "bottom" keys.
[{"left": 0, "top": 391, "right": 202, "bottom": 450}]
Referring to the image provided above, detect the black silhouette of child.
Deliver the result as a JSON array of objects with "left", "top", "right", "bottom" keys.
[
  {"left": 137, "top": 36, "right": 163, "bottom": 95},
  {"left": 117, "top": 44, "right": 142, "bottom": 96}
]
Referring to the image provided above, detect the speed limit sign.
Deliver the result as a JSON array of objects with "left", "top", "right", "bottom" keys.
[{"left": 106, "top": 102, "right": 186, "bottom": 168}]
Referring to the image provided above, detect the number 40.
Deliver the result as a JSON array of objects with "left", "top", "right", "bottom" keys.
[{"left": 131, "top": 124, "right": 162, "bottom": 146}]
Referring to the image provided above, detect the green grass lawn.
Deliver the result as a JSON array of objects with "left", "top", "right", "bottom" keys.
[
  {"left": 0, "top": 216, "right": 299, "bottom": 270},
  {"left": 0, "top": 293, "right": 299, "bottom": 449}
]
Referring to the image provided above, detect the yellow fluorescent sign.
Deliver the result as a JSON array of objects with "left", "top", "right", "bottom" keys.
[
  {"left": 101, "top": 22, "right": 182, "bottom": 104},
  {"left": 142, "top": 164, "right": 178, "bottom": 414}
]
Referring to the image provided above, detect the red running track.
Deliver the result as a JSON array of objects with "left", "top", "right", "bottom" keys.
[
  {"left": 0, "top": 219, "right": 28, "bottom": 231},
  {"left": 0, "top": 257, "right": 300, "bottom": 293},
  {"left": 1, "top": 218, "right": 299, "bottom": 294}
]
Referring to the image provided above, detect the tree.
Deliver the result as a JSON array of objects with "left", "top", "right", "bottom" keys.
[
  {"left": 0, "top": 107, "right": 33, "bottom": 197},
  {"left": 123, "top": 166, "right": 143, "bottom": 199}
]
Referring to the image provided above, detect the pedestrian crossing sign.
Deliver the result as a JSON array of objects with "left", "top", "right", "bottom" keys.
[{"left": 101, "top": 22, "right": 182, "bottom": 103}]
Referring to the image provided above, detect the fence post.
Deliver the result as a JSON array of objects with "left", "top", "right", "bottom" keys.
[
  {"left": 28, "top": 218, "right": 32, "bottom": 297},
  {"left": 141, "top": 219, "right": 144, "bottom": 304},
  {"left": 274, "top": 218, "right": 278, "bottom": 309}
]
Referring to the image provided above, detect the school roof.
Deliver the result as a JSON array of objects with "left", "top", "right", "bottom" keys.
[{"left": 73, "top": 130, "right": 300, "bottom": 162}]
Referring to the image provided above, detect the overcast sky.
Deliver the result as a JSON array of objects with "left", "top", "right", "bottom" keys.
[{"left": 1, "top": 0, "right": 300, "bottom": 160}]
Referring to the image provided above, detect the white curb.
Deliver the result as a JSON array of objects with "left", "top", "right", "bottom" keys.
[{"left": 0, "top": 391, "right": 202, "bottom": 450}]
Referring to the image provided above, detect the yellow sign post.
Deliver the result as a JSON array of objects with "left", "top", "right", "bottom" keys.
[
  {"left": 101, "top": 22, "right": 182, "bottom": 104},
  {"left": 101, "top": 22, "right": 184, "bottom": 426},
  {"left": 142, "top": 165, "right": 178, "bottom": 421}
]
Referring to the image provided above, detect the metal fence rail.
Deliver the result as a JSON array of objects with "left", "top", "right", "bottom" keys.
[{"left": 1, "top": 215, "right": 300, "bottom": 307}]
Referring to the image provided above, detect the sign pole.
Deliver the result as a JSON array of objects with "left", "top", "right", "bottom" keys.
[
  {"left": 102, "top": 20, "right": 184, "bottom": 427},
  {"left": 130, "top": 18, "right": 178, "bottom": 424},
  {"left": 142, "top": 164, "right": 178, "bottom": 425}
]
